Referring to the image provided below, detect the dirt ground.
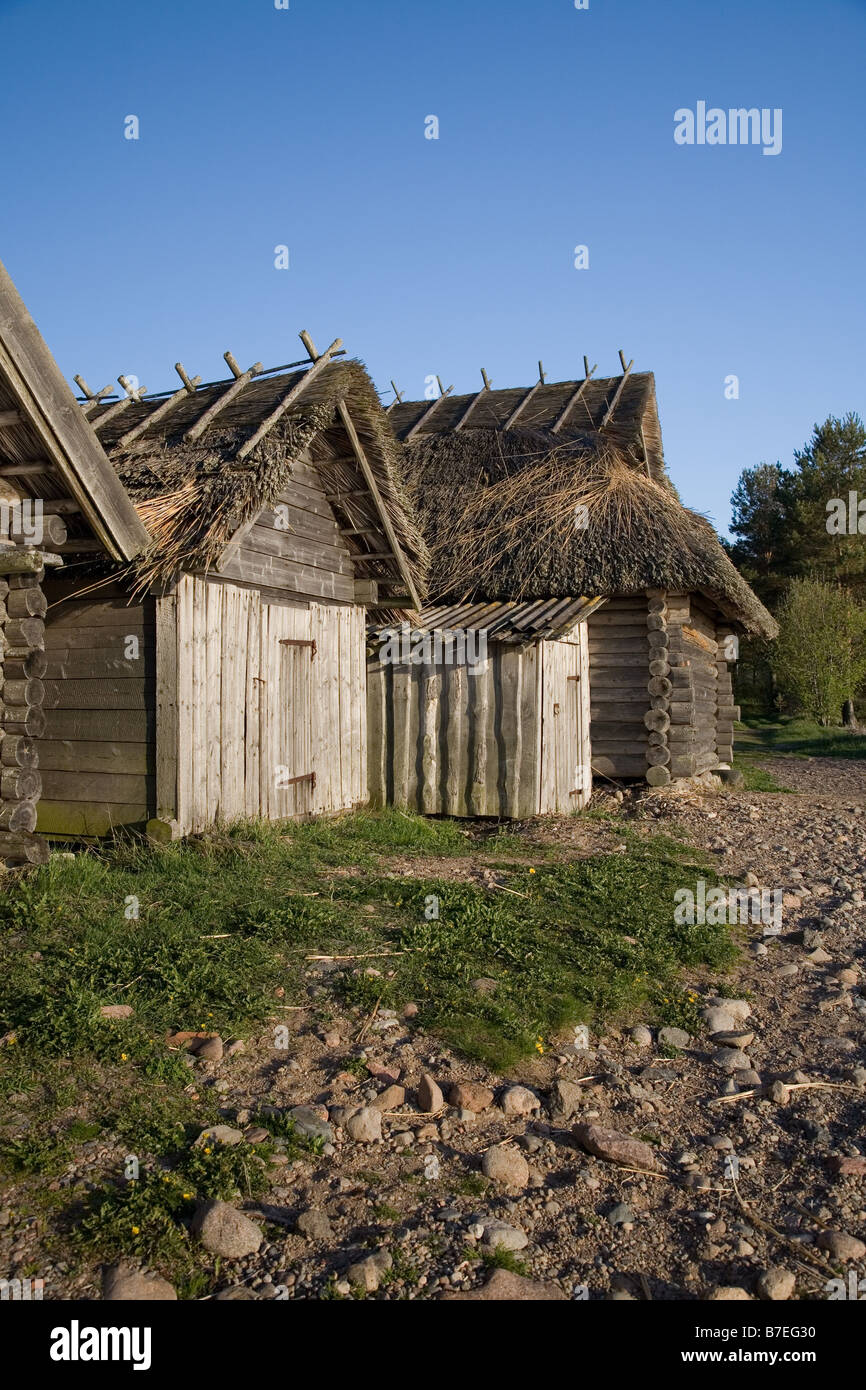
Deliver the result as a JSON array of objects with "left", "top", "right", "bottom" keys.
[{"left": 2, "top": 759, "right": 865, "bottom": 1301}]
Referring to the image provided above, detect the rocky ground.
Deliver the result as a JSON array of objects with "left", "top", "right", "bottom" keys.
[{"left": 2, "top": 758, "right": 865, "bottom": 1302}]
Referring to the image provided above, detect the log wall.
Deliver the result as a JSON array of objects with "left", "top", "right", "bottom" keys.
[
  {"left": 588, "top": 591, "right": 740, "bottom": 785},
  {"left": 586, "top": 596, "right": 650, "bottom": 779},
  {"left": 0, "top": 547, "right": 50, "bottom": 864}
]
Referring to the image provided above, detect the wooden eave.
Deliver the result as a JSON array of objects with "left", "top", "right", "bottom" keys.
[{"left": 0, "top": 258, "right": 150, "bottom": 562}]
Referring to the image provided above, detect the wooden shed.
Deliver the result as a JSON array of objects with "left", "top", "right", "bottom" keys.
[
  {"left": 367, "top": 596, "right": 600, "bottom": 817},
  {"left": 374, "top": 360, "right": 776, "bottom": 802},
  {"left": 0, "top": 264, "right": 427, "bottom": 848},
  {"left": 0, "top": 257, "right": 150, "bottom": 864}
]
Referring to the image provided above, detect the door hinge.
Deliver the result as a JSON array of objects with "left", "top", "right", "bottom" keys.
[
  {"left": 278, "top": 771, "right": 317, "bottom": 789},
  {"left": 279, "top": 638, "right": 317, "bottom": 658}
]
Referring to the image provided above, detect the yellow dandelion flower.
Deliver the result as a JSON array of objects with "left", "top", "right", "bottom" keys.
[
  {"left": 121, "top": 1053, "right": 128, "bottom": 1061},
  {"left": 131, "top": 1226, "right": 140, "bottom": 1235}
]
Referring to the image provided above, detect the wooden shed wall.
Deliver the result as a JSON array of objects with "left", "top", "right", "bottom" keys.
[
  {"left": 368, "top": 634, "right": 592, "bottom": 818},
  {"left": 586, "top": 596, "right": 650, "bottom": 778},
  {"left": 218, "top": 462, "right": 357, "bottom": 603},
  {"left": 38, "top": 579, "right": 155, "bottom": 835},
  {"left": 159, "top": 574, "right": 366, "bottom": 836}
]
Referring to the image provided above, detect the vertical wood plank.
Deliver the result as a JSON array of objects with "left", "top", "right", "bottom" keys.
[
  {"left": 445, "top": 663, "right": 468, "bottom": 816},
  {"left": 498, "top": 647, "right": 522, "bottom": 817},
  {"left": 338, "top": 606, "right": 352, "bottom": 809},
  {"left": 220, "top": 586, "right": 242, "bottom": 821},
  {"left": 245, "top": 591, "right": 261, "bottom": 818},
  {"left": 154, "top": 593, "right": 179, "bottom": 833},
  {"left": 351, "top": 608, "right": 364, "bottom": 806},
  {"left": 205, "top": 581, "right": 222, "bottom": 823},
  {"left": 469, "top": 660, "right": 490, "bottom": 816},
  {"left": 191, "top": 577, "right": 208, "bottom": 832},
  {"left": 310, "top": 603, "right": 327, "bottom": 812},
  {"left": 176, "top": 576, "right": 193, "bottom": 835},
  {"left": 259, "top": 602, "right": 272, "bottom": 820},
  {"left": 421, "top": 669, "right": 441, "bottom": 814},
  {"left": 578, "top": 623, "right": 592, "bottom": 803},
  {"left": 366, "top": 656, "right": 387, "bottom": 809},
  {"left": 391, "top": 663, "right": 412, "bottom": 809}
]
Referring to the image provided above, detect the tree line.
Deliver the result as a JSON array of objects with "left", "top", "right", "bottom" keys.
[{"left": 725, "top": 413, "right": 866, "bottom": 725}]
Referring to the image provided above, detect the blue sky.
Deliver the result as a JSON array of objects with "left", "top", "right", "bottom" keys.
[{"left": 1, "top": 0, "right": 864, "bottom": 534}]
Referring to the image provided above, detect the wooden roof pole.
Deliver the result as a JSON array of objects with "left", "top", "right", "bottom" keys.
[
  {"left": 335, "top": 397, "right": 421, "bottom": 610},
  {"left": 600, "top": 354, "right": 634, "bottom": 430},
  {"left": 116, "top": 365, "right": 203, "bottom": 448},
  {"left": 183, "top": 354, "right": 263, "bottom": 443},
  {"left": 501, "top": 360, "right": 547, "bottom": 430},
  {"left": 403, "top": 378, "right": 454, "bottom": 440},
  {"left": 73, "top": 376, "right": 114, "bottom": 415},
  {"left": 386, "top": 380, "right": 404, "bottom": 412},
  {"left": 454, "top": 369, "right": 491, "bottom": 431},
  {"left": 550, "top": 361, "right": 598, "bottom": 434},
  {"left": 235, "top": 333, "right": 343, "bottom": 462},
  {"left": 90, "top": 375, "right": 148, "bottom": 430}
]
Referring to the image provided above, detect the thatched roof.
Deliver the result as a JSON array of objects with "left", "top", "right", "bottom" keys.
[
  {"left": 396, "top": 383, "right": 777, "bottom": 638},
  {"left": 91, "top": 357, "right": 428, "bottom": 599},
  {"left": 389, "top": 370, "right": 666, "bottom": 480}
]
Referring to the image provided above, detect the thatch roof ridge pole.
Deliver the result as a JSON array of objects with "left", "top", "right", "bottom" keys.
[
  {"left": 454, "top": 369, "right": 491, "bottom": 431},
  {"left": 500, "top": 360, "right": 548, "bottom": 430},
  {"left": 599, "top": 357, "right": 635, "bottom": 430},
  {"left": 386, "top": 381, "right": 404, "bottom": 412},
  {"left": 90, "top": 375, "right": 149, "bottom": 431},
  {"left": 74, "top": 376, "right": 114, "bottom": 414},
  {"left": 550, "top": 362, "right": 597, "bottom": 434},
  {"left": 183, "top": 355, "right": 263, "bottom": 443},
  {"left": 116, "top": 369, "right": 204, "bottom": 449},
  {"left": 235, "top": 335, "right": 343, "bottom": 463},
  {"left": 403, "top": 379, "right": 454, "bottom": 440}
]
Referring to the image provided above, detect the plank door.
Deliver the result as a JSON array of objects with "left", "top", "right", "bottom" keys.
[
  {"left": 539, "top": 631, "right": 592, "bottom": 813},
  {"left": 260, "top": 603, "right": 316, "bottom": 819}
]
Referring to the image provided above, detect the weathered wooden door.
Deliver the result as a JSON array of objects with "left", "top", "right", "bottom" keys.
[
  {"left": 539, "top": 628, "right": 592, "bottom": 813},
  {"left": 260, "top": 603, "right": 316, "bottom": 819}
]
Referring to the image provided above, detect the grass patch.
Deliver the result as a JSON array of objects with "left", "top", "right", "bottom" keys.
[
  {"left": 480, "top": 1246, "right": 529, "bottom": 1275},
  {"left": 736, "top": 716, "right": 866, "bottom": 760},
  {"left": 72, "top": 1138, "right": 273, "bottom": 1292},
  {"left": 0, "top": 808, "right": 739, "bottom": 1289},
  {"left": 732, "top": 754, "right": 793, "bottom": 793},
  {"left": 1, "top": 812, "right": 736, "bottom": 1078}
]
